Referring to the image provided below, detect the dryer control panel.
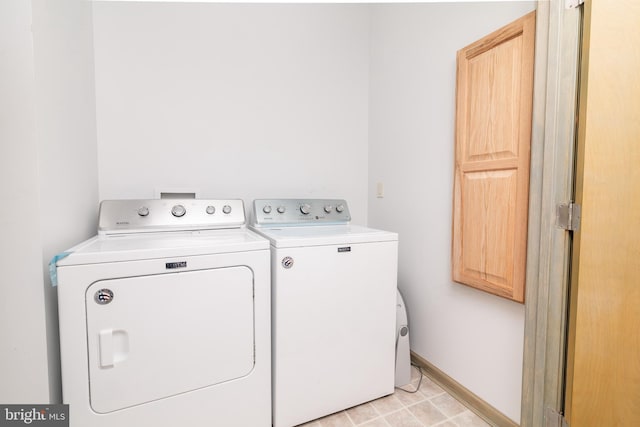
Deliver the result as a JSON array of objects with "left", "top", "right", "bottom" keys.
[
  {"left": 252, "top": 199, "right": 351, "bottom": 227},
  {"left": 98, "top": 199, "right": 246, "bottom": 234}
]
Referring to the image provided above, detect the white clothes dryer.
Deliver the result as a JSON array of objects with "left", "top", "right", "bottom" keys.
[
  {"left": 54, "top": 199, "right": 271, "bottom": 427},
  {"left": 250, "top": 199, "right": 398, "bottom": 427}
]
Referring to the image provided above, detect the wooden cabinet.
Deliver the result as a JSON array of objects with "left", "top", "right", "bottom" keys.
[{"left": 452, "top": 11, "right": 536, "bottom": 303}]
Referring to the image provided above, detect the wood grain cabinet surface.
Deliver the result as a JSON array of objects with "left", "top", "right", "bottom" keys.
[{"left": 452, "top": 11, "right": 536, "bottom": 303}]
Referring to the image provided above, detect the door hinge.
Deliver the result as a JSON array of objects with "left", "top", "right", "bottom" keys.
[
  {"left": 545, "top": 407, "right": 569, "bottom": 427},
  {"left": 557, "top": 203, "right": 581, "bottom": 231},
  {"left": 566, "top": 0, "right": 584, "bottom": 9}
]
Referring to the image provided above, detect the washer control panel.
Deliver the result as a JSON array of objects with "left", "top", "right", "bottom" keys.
[
  {"left": 98, "top": 199, "right": 245, "bottom": 234},
  {"left": 252, "top": 199, "right": 351, "bottom": 227}
]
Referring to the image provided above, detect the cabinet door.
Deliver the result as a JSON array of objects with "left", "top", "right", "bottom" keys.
[{"left": 452, "top": 11, "right": 536, "bottom": 303}]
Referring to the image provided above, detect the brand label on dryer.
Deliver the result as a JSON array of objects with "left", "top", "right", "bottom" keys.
[
  {"left": 337, "top": 247, "right": 351, "bottom": 253},
  {"left": 94, "top": 289, "right": 114, "bottom": 305},
  {"left": 166, "top": 261, "right": 187, "bottom": 269}
]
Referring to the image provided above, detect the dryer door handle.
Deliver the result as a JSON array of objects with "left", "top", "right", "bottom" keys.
[
  {"left": 98, "top": 329, "right": 129, "bottom": 368},
  {"left": 99, "top": 329, "right": 114, "bottom": 367}
]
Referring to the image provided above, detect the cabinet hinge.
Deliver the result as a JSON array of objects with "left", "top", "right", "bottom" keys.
[
  {"left": 557, "top": 203, "right": 581, "bottom": 231},
  {"left": 545, "top": 407, "right": 569, "bottom": 427},
  {"left": 566, "top": 0, "right": 584, "bottom": 9}
]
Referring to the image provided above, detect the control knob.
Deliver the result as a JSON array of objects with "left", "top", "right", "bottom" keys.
[
  {"left": 222, "top": 205, "right": 232, "bottom": 214},
  {"left": 171, "top": 205, "right": 186, "bottom": 217},
  {"left": 300, "top": 203, "right": 311, "bottom": 215},
  {"left": 137, "top": 206, "right": 149, "bottom": 217},
  {"left": 263, "top": 205, "right": 272, "bottom": 214},
  {"left": 336, "top": 204, "right": 345, "bottom": 213},
  {"left": 277, "top": 206, "right": 286, "bottom": 214},
  {"left": 206, "top": 205, "right": 215, "bottom": 215},
  {"left": 324, "top": 205, "right": 333, "bottom": 214}
]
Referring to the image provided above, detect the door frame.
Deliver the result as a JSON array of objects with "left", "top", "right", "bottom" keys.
[{"left": 520, "top": 1, "right": 582, "bottom": 426}]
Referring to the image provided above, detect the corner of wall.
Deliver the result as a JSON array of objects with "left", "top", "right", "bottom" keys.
[{"left": 31, "top": 0, "right": 100, "bottom": 403}]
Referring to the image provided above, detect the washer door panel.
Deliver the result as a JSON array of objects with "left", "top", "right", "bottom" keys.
[{"left": 85, "top": 266, "right": 254, "bottom": 413}]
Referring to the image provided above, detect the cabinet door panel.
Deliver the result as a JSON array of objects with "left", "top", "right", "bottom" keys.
[{"left": 452, "top": 11, "right": 535, "bottom": 303}]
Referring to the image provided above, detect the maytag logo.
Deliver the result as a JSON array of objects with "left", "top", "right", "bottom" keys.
[
  {"left": 166, "top": 261, "right": 187, "bottom": 269},
  {"left": 1, "top": 405, "right": 68, "bottom": 426}
]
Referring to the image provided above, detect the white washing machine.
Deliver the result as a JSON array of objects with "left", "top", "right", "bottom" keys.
[
  {"left": 53, "top": 199, "right": 271, "bottom": 427},
  {"left": 250, "top": 199, "right": 398, "bottom": 427}
]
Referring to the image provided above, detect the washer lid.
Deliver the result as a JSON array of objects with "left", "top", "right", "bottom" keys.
[
  {"left": 57, "top": 229, "right": 268, "bottom": 266},
  {"left": 249, "top": 224, "right": 397, "bottom": 248}
]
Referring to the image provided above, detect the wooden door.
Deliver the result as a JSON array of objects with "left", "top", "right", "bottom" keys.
[
  {"left": 452, "top": 11, "right": 536, "bottom": 303},
  {"left": 565, "top": 0, "right": 640, "bottom": 425}
]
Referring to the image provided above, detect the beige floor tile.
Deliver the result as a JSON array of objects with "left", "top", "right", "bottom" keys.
[
  {"left": 370, "top": 394, "right": 405, "bottom": 416},
  {"left": 361, "top": 418, "right": 391, "bottom": 427},
  {"left": 346, "top": 402, "right": 379, "bottom": 425},
  {"left": 300, "top": 374, "right": 490, "bottom": 427},
  {"left": 417, "top": 377, "right": 446, "bottom": 398},
  {"left": 407, "top": 401, "right": 447, "bottom": 426},
  {"left": 384, "top": 409, "right": 424, "bottom": 427},
  {"left": 316, "top": 411, "right": 355, "bottom": 427},
  {"left": 429, "top": 394, "right": 467, "bottom": 418},
  {"left": 394, "top": 387, "right": 427, "bottom": 407},
  {"left": 449, "top": 410, "right": 491, "bottom": 427}
]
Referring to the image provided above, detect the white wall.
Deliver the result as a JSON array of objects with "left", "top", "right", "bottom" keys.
[
  {"left": 31, "top": 0, "right": 100, "bottom": 401},
  {"left": 0, "top": 0, "right": 50, "bottom": 403},
  {"left": 0, "top": 0, "right": 98, "bottom": 403},
  {"left": 92, "top": 3, "right": 371, "bottom": 224},
  {"left": 368, "top": 2, "right": 536, "bottom": 423}
]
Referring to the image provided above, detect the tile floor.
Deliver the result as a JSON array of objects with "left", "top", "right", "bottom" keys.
[{"left": 299, "top": 369, "right": 490, "bottom": 427}]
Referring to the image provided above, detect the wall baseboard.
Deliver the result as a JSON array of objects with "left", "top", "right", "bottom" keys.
[{"left": 411, "top": 352, "right": 519, "bottom": 427}]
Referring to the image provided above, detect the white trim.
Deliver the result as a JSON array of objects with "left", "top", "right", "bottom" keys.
[{"left": 566, "top": 0, "right": 585, "bottom": 9}]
